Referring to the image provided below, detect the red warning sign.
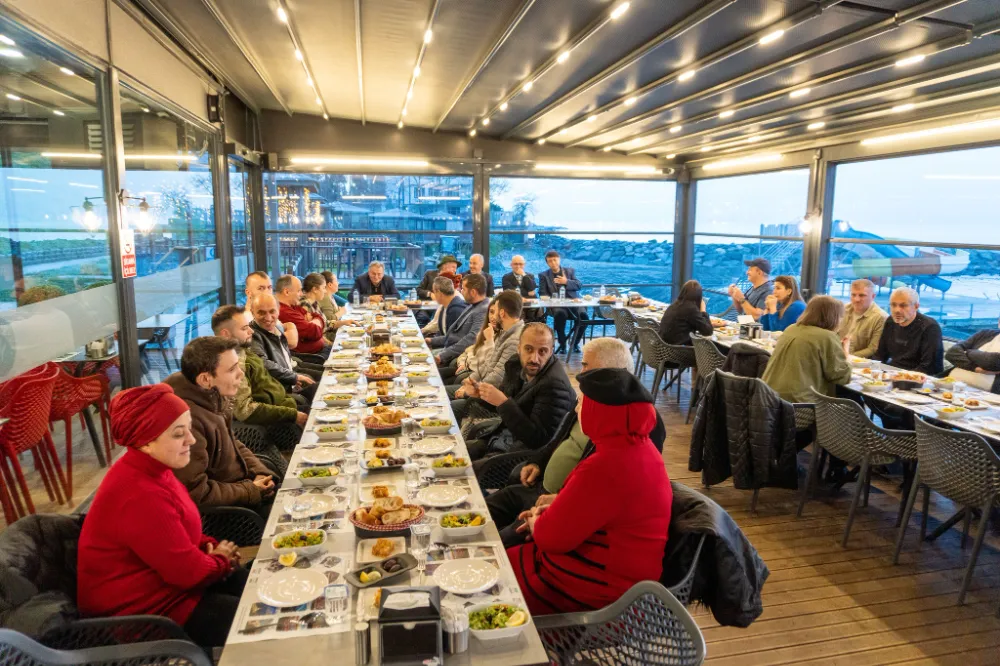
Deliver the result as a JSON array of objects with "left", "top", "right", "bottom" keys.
[{"left": 120, "top": 229, "right": 136, "bottom": 279}]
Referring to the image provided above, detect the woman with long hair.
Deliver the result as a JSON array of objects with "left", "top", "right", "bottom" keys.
[
  {"left": 448, "top": 298, "right": 499, "bottom": 398},
  {"left": 762, "top": 295, "right": 852, "bottom": 403},
  {"left": 657, "top": 279, "right": 714, "bottom": 345},
  {"left": 760, "top": 275, "right": 806, "bottom": 332}
]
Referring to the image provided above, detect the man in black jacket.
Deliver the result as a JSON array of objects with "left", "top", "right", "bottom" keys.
[
  {"left": 485, "top": 337, "right": 665, "bottom": 547},
  {"left": 248, "top": 293, "right": 319, "bottom": 402},
  {"left": 871, "top": 286, "right": 943, "bottom": 375},
  {"left": 352, "top": 260, "right": 399, "bottom": 300},
  {"left": 945, "top": 319, "right": 1000, "bottom": 393},
  {"left": 458, "top": 323, "right": 576, "bottom": 460},
  {"left": 537, "top": 250, "right": 588, "bottom": 354},
  {"left": 502, "top": 255, "right": 544, "bottom": 322}
]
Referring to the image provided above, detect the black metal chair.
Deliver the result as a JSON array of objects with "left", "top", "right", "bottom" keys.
[
  {"left": 233, "top": 423, "right": 289, "bottom": 479},
  {"left": 0, "top": 628, "right": 211, "bottom": 666},
  {"left": 635, "top": 327, "right": 695, "bottom": 403},
  {"left": 573, "top": 288, "right": 619, "bottom": 346},
  {"left": 199, "top": 506, "right": 266, "bottom": 547},
  {"left": 798, "top": 389, "right": 917, "bottom": 547},
  {"left": 893, "top": 418, "right": 1000, "bottom": 607},
  {"left": 610, "top": 308, "right": 643, "bottom": 374},
  {"left": 688, "top": 334, "right": 727, "bottom": 424},
  {"left": 473, "top": 450, "right": 536, "bottom": 494},
  {"left": 662, "top": 533, "right": 706, "bottom": 607},
  {"left": 534, "top": 581, "right": 706, "bottom": 665}
]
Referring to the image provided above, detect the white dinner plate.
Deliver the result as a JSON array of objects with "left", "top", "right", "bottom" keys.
[
  {"left": 432, "top": 559, "right": 499, "bottom": 595},
  {"left": 301, "top": 448, "right": 345, "bottom": 465},
  {"left": 315, "top": 410, "right": 349, "bottom": 423},
  {"left": 257, "top": 568, "right": 328, "bottom": 607},
  {"left": 409, "top": 386, "right": 438, "bottom": 398},
  {"left": 417, "top": 485, "right": 469, "bottom": 508},
  {"left": 409, "top": 407, "right": 443, "bottom": 420},
  {"left": 356, "top": 537, "right": 406, "bottom": 564},
  {"left": 406, "top": 364, "right": 432, "bottom": 373},
  {"left": 414, "top": 437, "right": 455, "bottom": 456},
  {"left": 283, "top": 492, "right": 339, "bottom": 519}
]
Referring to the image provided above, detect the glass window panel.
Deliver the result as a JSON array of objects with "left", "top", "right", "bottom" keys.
[
  {"left": 229, "top": 158, "right": 252, "bottom": 293},
  {"left": 263, "top": 173, "right": 473, "bottom": 290},
  {"left": 831, "top": 146, "right": 1000, "bottom": 244},
  {"left": 694, "top": 169, "right": 809, "bottom": 237},
  {"left": 119, "top": 85, "right": 221, "bottom": 383},
  {"left": 693, "top": 235, "right": 804, "bottom": 314},
  {"left": 489, "top": 177, "right": 676, "bottom": 300},
  {"left": 0, "top": 25, "right": 119, "bottom": 380}
]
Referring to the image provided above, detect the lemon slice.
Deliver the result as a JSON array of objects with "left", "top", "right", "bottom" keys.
[
  {"left": 359, "top": 571, "right": 369, "bottom": 583},
  {"left": 366, "top": 570, "right": 382, "bottom": 583},
  {"left": 278, "top": 552, "right": 297, "bottom": 567},
  {"left": 506, "top": 610, "right": 527, "bottom": 627}
]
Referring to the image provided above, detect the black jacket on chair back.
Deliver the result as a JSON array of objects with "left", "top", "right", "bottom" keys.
[{"left": 722, "top": 341, "right": 771, "bottom": 379}]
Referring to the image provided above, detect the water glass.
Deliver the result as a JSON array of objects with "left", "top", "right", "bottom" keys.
[
  {"left": 393, "top": 352, "right": 402, "bottom": 367},
  {"left": 410, "top": 522, "right": 432, "bottom": 554},
  {"left": 405, "top": 478, "right": 421, "bottom": 503},
  {"left": 343, "top": 449, "right": 360, "bottom": 475},
  {"left": 324, "top": 584, "right": 350, "bottom": 624}
]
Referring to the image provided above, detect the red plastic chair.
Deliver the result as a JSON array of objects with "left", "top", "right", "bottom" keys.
[
  {"left": 0, "top": 363, "right": 67, "bottom": 517},
  {"left": 50, "top": 366, "right": 111, "bottom": 499}
]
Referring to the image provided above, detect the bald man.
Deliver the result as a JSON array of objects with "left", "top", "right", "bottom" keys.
[
  {"left": 871, "top": 286, "right": 943, "bottom": 375},
  {"left": 466, "top": 253, "right": 494, "bottom": 297}
]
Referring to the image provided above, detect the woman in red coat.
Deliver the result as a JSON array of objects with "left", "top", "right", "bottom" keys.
[
  {"left": 77, "top": 384, "right": 246, "bottom": 649},
  {"left": 509, "top": 368, "right": 672, "bottom": 614}
]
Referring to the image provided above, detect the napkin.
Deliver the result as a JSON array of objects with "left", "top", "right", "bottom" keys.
[{"left": 384, "top": 591, "right": 431, "bottom": 610}]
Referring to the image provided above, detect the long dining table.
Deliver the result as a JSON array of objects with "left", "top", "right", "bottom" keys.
[{"left": 219, "top": 305, "right": 547, "bottom": 666}]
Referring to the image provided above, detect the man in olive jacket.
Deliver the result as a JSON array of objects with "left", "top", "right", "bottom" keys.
[
  {"left": 213, "top": 304, "right": 307, "bottom": 429},
  {"left": 164, "top": 336, "right": 277, "bottom": 518}
]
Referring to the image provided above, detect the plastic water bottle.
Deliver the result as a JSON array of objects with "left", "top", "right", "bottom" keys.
[
  {"left": 352, "top": 289, "right": 360, "bottom": 307},
  {"left": 409, "top": 288, "right": 417, "bottom": 301},
  {"left": 599, "top": 285, "right": 606, "bottom": 298},
  {"left": 559, "top": 286, "right": 566, "bottom": 301}
]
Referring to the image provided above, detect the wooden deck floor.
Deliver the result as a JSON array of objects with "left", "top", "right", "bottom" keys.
[{"left": 642, "top": 371, "right": 1000, "bottom": 665}]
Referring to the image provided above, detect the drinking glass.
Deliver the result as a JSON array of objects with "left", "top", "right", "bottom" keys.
[
  {"left": 410, "top": 523, "right": 432, "bottom": 563},
  {"left": 343, "top": 449, "right": 360, "bottom": 476},
  {"left": 400, "top": 418, "right": 417, "bottom": 450},
  {"left": 325, "top": 584, "right": 350, "bottom": 624},
  {"left": 393, "top": 352, "right": 402, "bottom": 367}
]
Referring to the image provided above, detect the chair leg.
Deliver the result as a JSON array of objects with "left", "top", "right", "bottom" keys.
[
  {"left": 36, "top": 442, "right": 65, "bottom": 506},
  {"left": 42, "top": 432, "right": 70, "bottom": 504},
  {"left": 893, "top": 465, "right": 921, "bottom": 565},
  {"left": 0, "top": 457, "right": 25, "bottom": 518},
  {"left": 64, "top": 417, "right": 74, "bottom": 499},
  {"left": 686, "top": 377, "right": 701, "bottom": 425},
  {"left": 0, "top": 471, "right": 16, "bottom": 525},
  {"left": 919, "top": 486, "right": 930, "bottom": 542},
  {"left": 797, "top": 443, "right": 823, "bottom": 518},
  {"left": 862, "top": 465, "right": 871, "bottom": 508},
  {"left": 958, "top": 496, "right": 994, "bottom": 605},
  {"left": 29, "top": 449, "right": 55, "bottom": 502},
  {"left": 750, "top": 488, "right": 760, "bottom": 515},
  {"left": 13, "top": 453, "right": 39, "bottom": 513},
  {"left": 650, "top": 366, "right": 664, "bottom": 401},
  {"left": 961, "top": 509, "right": 971, "bottom": 550},
  {"left": 842, "top": 455, "right": 870, "bottom": 548},
  {"left": 677, "top": 367, "right": 683, "bottom": 403}
]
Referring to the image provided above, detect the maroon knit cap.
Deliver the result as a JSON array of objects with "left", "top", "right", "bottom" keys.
[{"left": 110, "top": 384, "right": 189, "bottom": 449}]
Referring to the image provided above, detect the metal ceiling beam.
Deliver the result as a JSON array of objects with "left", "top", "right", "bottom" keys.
[
  {"left": 533, "top": 1, "right": 839, "bottom": 144},
  {"left": 480, "top": 0, "right": 630, "bottom": 134},
  {"left": 354, "top": 0, "right": 366, "bottom": 125},
  {"left": 606, "top": 30, "right": 970, "bottom": 150},
  {"left": 194, "top": 0, "right": 293, "bottom": 116},
  {"left": 15, "top": 72, "right": 94, "bottom": 107},
  {"left": 635, "top": 49, "right": 1000, "bottom": 155},
  {"left": 501, "top": 0, "right": 738, "bottom": 139},
  {"left": 432, "top": 0, "right": 538, "bottom": 132},
  {"left": 397, "top": 0, "right": 443, "bottom": 127},
  {"left": 566, "top": 0, "right": 972, "bottom": 148}
]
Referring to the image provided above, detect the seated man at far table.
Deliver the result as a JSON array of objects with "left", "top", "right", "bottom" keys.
[
  {"left": 487, "top": 337, "right": 665, "bottom": 548},
  {"left": 945, "top": 316, "right": 1000, "bottom": 394},
  {"left": 212, "top": 305, "right": 306, "bottom": 443},
  {"left": 502, "top": 255, "right": 544, "bottom": 322},
  {"left": 871, "top": 286, "right": 943, "bottom": 376},
  {"left": 838, "top": 279, "right": 887, "bottom": 359},
  {"left": 454, "top": 323, "right": 576, "bottom": 460},
  {"left": 537, "top": 250, "right": 588, "bottom": 354},
  {"left": 249, "top": 293, "right": 320, "bottom": 403},
  {"left": 352, "top": 260, "right": 399, "bottom": 302},
  {"left": 726, "top": 257, "right": 773, "bottom": 321},
  {"left": 164, "top": 337, "right": 278, "bottom": 519},
  {"left": 277, "top": 274, "right": 331, "bottom": 358}
]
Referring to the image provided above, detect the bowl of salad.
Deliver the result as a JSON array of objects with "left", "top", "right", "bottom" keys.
[
  {"left": 861, "top": 380, "right": 890, "bottom": 393},
  {"left": 271, "top": 529, "right": 327, "bottom": 556},
  {"left": 315, "top": 424, "right": 349, "bottom": 441},
  {"left": 420, "top": 418, "right": 453, "bottom": 435},
  {"left": 323, "top": 393, "right": 355, "bottom": 407},
  {"left": 935, "top": 405, "right": 968, "bottom": 421},
  {"left": 297, "top": 466, "right": 340, "bottom": 487},
  {"left": 467, "top": 603, "right": 530, "bottom": 643},
  {"left": 439, "top": 511, "right": 489, "bottom": 537},
  {"left": 431, "top": 454, "right": 469, "bottom": 477},
  {"left": 406, "top": 370, "right": 430, "bottom": 383}
]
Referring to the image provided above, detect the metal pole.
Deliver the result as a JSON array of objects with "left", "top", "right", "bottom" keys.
[
  {"left": 673, "top": 169, "right": 695, "bottom": 299},
  {"left": 473, "top": 165, "right": 489, "bottom": 270},
  {"left": 214, "top": 135, "right": 236, "bottom": 306}
]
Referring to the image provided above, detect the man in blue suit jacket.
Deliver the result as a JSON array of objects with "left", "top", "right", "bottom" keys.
[
  {"left": 422, "top": 276, "right": 467, "bottom": 338},
  {"left": 352, "top": 261, "right": 399, "bottom": 299},
  {"left": 430, "top": 273, "right": 490, "bottom": 366},
  {"left": 537, "top": 250, "right": 588, "bottom": 353}
]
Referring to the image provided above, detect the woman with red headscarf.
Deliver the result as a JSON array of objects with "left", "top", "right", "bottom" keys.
[
  {"left": 77, "top": 384, "right": 247, "bottom": 649},
  {"left": 508, "top": 368, "right": 672, "bottom": 615}
]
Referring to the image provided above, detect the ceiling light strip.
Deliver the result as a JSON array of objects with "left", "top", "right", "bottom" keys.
[
  {"left": 627, "top": 51, "right": 1000, "bottom": 155},
  {"left": 601, "top": 31, "right": 972, "bottom": 152},
  {"left": 288, "top": 157, "right": 430, "bottom": 168},
  {"left": 534, "top": 163, "right": 659, "bottom": 174},
  {"left": 861, "top": 117, "right": 1000, "bottom": 145},
  {"left": 544, "top": 3, "right": 831, "bottom": 145},
  {"left": 398, "top": 0, "right": 443, "bottom": 127},
  {"left": 501, "top": 0, "right": 737, "bottom": 140},
  {"left": 354, "top": 0, "right": 366, "bottom": 125},
  {"left": 702, "top": 153, "right": 784, "bottom": 171},
  {"left": 481, "top": 1, "right": 630, "bottom": 132},
  {"left": 275, "top": 0, "right": 330, "bottom": 119},
  {"left": 567, "top": 2, "right": 965, "bottom": 148},
  {"left": 434, "top": 0, "right": 538, "bottom": 132}
]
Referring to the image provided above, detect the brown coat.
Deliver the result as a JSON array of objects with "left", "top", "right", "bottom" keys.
[{"left": 163, "top": 373, "right": 273, "bottom": 508}]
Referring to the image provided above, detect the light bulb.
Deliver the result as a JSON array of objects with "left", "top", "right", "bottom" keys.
[{"left": 83, "top": 209, "right": 99, "bottom": 231}]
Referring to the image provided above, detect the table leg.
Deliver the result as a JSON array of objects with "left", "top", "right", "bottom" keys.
[{"left": 82, "top": 409, "right": 107, "bottom": 468}]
